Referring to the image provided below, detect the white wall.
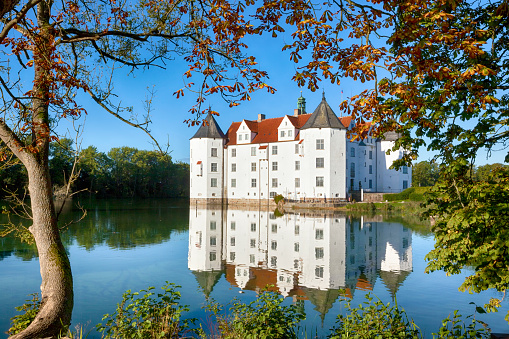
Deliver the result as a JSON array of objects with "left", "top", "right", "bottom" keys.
[{"left": 190, "top": 138, "right": 225, "bottom": 199}]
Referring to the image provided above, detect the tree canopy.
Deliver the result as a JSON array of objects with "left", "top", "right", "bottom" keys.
[{"left": 2, "top": 0, "right": 509, "bottom": 336}]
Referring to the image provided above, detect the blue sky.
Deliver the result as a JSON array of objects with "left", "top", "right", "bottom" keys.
[{"left": 55, "top": 34, "right": 505, "bottom": 166}]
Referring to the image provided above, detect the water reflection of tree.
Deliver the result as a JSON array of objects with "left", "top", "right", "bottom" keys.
[{"left": 0, "top": 199, "right": 190, "bottom": 259}]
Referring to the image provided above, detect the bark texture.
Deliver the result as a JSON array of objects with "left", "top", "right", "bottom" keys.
[
  {"left": 7, "top": 2, "right": 74, "bottom": 338},
  {"left": 0, "top": 0, "right": 19, "bottom": 18}
]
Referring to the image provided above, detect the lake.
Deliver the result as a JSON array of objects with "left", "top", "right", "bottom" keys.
[{"left": 0, "top": 199, "right": 508, "bottom": 338}]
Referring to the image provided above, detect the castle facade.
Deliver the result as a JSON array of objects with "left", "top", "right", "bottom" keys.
[{"left": 190, "top": 95, "right": 411, "bottom": 204}]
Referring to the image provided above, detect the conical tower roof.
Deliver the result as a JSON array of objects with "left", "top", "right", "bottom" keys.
[
  {"left": 192, "top": 270, "right": 223, "bottom": 297},
  {"left": 300, "top": 93, "right": 346, "bottom": 130},
  {"left": 191, "top": 112, "right": 225, "bottom": 139},
  {"left": 379, "top": 270, "right": 411, "bottom": 301},
  {"left": 303, "top": 287, "right": 343, "bottom": 323}
]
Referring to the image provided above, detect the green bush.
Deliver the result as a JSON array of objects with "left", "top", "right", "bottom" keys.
[
  {"left": 8, "top": 293, "right": 41, "bottom": 336},
  {"left": 273, "top": 194, "right": 284, "bottom": 205},
  {"left": 97, "top": 282, "right": 198, "bottom": 339},
  {"left": 211, "top": 289, "right": 305, "bottom": 339},
  {"left": 432, "top": 309, "right": 490, "bottom": 338},
  {"left": 329, "top": 294, "right": 421, "bottom": 339}
]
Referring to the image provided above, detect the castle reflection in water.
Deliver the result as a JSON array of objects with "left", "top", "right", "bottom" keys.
[{"left": 188, "top": 207, "right": 412, "bottom": 318}]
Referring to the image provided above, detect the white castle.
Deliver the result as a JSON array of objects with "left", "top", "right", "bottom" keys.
[{"left": 190, "top": 94, "right": 411, "bottom": 204}]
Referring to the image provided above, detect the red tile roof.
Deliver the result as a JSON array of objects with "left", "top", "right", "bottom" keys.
[
  {"left": 225, "top": 114, "right": 312, "bottom": 146},
  {"left": 225, "top": 121, "right": 241, "bottom": 146},
  {"left": 244, "top": 119, "right": 259, "bottom": 133},
  {"left": 339, "top": 116, "right": 352, "bottom": 128}
]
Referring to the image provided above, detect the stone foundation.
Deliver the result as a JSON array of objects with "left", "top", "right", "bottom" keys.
[{"left": 363, "top": 193, "right": 385, "bottom": 202}]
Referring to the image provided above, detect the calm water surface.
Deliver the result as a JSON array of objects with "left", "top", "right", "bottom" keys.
[{"left": 0, "top": 199, "right": 508, "bottom": 338}]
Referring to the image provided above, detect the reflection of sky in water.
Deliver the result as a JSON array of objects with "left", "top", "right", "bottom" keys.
[{"left": 0, "top": 200, "right": 508, "bottom": 338}]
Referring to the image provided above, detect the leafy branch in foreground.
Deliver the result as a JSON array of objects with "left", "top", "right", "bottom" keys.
[
  {"left": 424, "top": 162, "right": 509, "bottom": 321},
  {"left": 329, "top": 293, "right": 421, "bottom": 339},
  {"left": 97, "top": 282, "right": 200, "bottom": 339},
  {"left": 206, "top": 288, "right": 305, "bottom": 339}
]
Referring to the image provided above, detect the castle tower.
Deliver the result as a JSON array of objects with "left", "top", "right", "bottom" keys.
[
  {"left": 190, "top": 113, "right": 226, "bottom": 204},
  {"left": 297, "top": 93, "right": 306, "bottom": 115},
  {"left": 299, "top": 94, "right": 348, "bottom": 200}
]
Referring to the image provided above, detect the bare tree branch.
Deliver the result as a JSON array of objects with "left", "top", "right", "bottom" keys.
[
  {"left": 58, "top": 28, "right": 194, "bottom": 44},
  {"left": 86, "top": 88, "right": 165, "bottom": 153},
  {"left": 0, "top": 0, "right": 42, "bottom": 44}
]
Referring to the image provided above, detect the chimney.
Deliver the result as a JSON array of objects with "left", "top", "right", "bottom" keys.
[
  {"left": 294, "top": 109, "right": 300, "bottom": 116},
  {"left": 257, "top": 113, "right": 265, "bottom": 122}
]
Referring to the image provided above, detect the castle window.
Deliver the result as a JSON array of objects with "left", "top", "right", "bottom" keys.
[
  {"left": 315, "top": 247, "right": 324, "bottom": 259},
  {"left": 316, "top": 229, "right": 324, "bottom": 240},
  {"left": 251, "top": 147, "right": 256, "bottom": 156},
  {"left": 209, "top": 252, "right": 216, "bottom": 261},
  {"left": 271, "top": 256, "right": 277, "bottom": 267},
  {"left": 295, "top": 144, "right": 299, "bottom": 154},
  {"left": 231, "top": 179, "right": 236, "bottom": 187},
  {"left": 402, "top": 166, "right": 408, "bottom": 174},
  {"left": 231, "top": 222, "right": 236, "bottom": 230},
  {"left": 210, "top": 178, "right": 217, "bottom": 187},
  {"left": 211, "top": 163, "right": 217, "bottom": 172},
  {"left": 316, "top": 176, "right": 324, "bottom": 187},
  {"left": 315, "top": 266, "right": 324, "bottom": 278},
  {"left": 272, "top": 178, "right": 278, "bottom": 187},
  {"left": 250, "top": 239, "right": 256, "bottom": 248},
  {"left": 232, "top": 148, "right": 236, "bottom": 157},
  {"left": 272, "top": 161, "right": 278, "bottom": 171},
  {"left": 269, "top": 191, "right": 276, "bottom": 198},
  {"left": 210, "top": 221, "right": 216, "bottom": 230},
  {"left": 271, "top": 224, "right": 277, "bottom": 233},
  {"left": 230, "top": 237, "right": 236, "bottom": 246},
  {"left": 250, "top": 254, "right": 255, "bottom": 264},
  {"left": 271, "top": 241, "right": 277, "bottom": 250},
  {"left": 350, "top": 163, "right": 355, "bottom": 177},
  {"left": 369, "top": 165, "right": 372, "bottom": 174},
  {"left": 369, "top": 150, "right": 372, "bottom": 159},
  {"left": 295, "top": 161, "right": 300, "bottom": 170},
  {"left": 295, "top": 178, "right": 300, "bottom": 188},
  {"left": 251, "top": 162, "right": 257, "bottom": 171},
  {"left": 316, "top": 158, "right": 324, "bottom": 168},
  {"left": 231, "top": 163, "right": 236, "bottom": 172},
  {"left": 211, "top": 148, "right": 217, "bottom": 157},
  {"left": 351, "top": 147, "right": 355, "bottom": 157},
  {"left": 210, "top": 236, "right": 216, "bottom": 246},
  {"left": 294, "top": 242, "right": 300, "bottom": 252},
  {"left": 316, "top": 139, "right": 324, "bottom": 150},
  {"left": 369, "top": 179, "right": 373, "bottom": 189},
  {"left": 272, "top": 145, "right": 278, "bottom": 155},
  {"left": 230, "top": 252, "right": 236, "bottom": 261},
  {"left": 251, "top": 223, "right": 256, "bottom": 231},
  {"left": 251, "top": 178, "right": 257, "bottom": 187},
  {"left": 403, "top": 180, "right": 408, "bottom": 189}
]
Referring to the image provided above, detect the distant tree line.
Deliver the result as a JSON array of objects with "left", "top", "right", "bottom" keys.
[
  {"left": 0, "top": 139, "right": 189, "bottom": 199},
  {"left": 412, "top": 161, "right": 506, "bottom": 187}
]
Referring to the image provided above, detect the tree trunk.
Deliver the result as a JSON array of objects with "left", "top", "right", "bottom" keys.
[
  {"left": 8, "top": 2, "right": 74, "bottom": 338},
  {"left": 10, "top": 158, "right": 74, "bottom": 339}
]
